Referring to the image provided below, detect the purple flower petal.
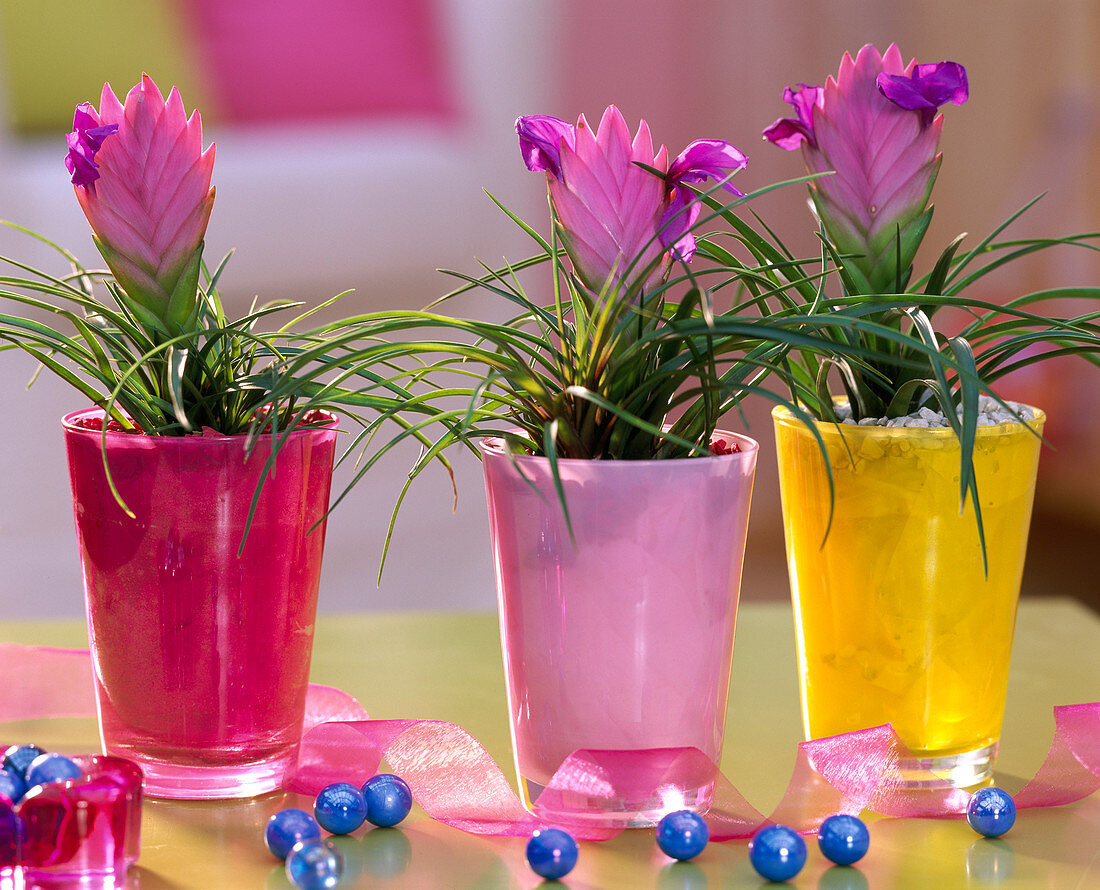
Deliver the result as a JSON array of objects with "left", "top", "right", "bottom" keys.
[
  {"left": 73, "top": 104, "right": 100, "bottom": 133},
  {"left": 667, "top": 139, "right": 748, "bottom": 196},
  {"left": 64, "top": 132, "right": 96, "bottom": 186},
  {"left": 65, "top": 102, "right": 119, "bottom": 188},
  {"left": 763, "top": 84, "right": 823, "bottom": 149},
  {"left": 516, "top": 115, "right": 576, "bottom": 181},
  {"left": 877, "top": 61, "right": 968, "bottom": 127},
  {"left": 657, "top": 188, "right": 703, "bottom": 261},
  {"left": 762, "top": 117, "right": 809, "bottom": 151},
  {"left": 661, "top": 137, "right": 747, "bottom": 257}
]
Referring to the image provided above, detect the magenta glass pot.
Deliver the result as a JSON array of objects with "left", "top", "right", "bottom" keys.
[
  {"left": 481, "top": 432, "right": 758, "bottom": 827},
  {"left": 63, "top": 409, "right": 338, "bottom": 799}
]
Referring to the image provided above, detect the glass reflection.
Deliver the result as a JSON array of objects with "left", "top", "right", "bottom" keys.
[
  {"left": 818, "top": 865, "right": 870, "bottom": 890},
  {"left": 656, "top": 860, "right": 708, "bottom": 890},
  {"left": 966, "top": 838, "right": 1015, "bottom": 884}
]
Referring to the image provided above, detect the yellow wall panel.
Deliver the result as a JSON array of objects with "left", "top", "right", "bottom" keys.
[{"left": 0, "top": 0, "right": 216, "bottom": 133}]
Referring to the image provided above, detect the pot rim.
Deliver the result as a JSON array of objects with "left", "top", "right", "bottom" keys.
[
  {"left": 478, "top": 427, "right": 759, "bottom": 465},
  {"left": 771, "top": 402, "right": 1046, "bottom": 439},
  {"left": 61, "top": 406, "right": 339, "bottom": 442}
]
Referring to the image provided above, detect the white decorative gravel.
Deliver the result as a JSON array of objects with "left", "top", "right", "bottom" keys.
[{"left": 834, "top": 397, "right": 1036, "bottom": 428}]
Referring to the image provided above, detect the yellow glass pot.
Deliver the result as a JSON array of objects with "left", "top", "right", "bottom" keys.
[{"left": 772, "top": 405, "right": 1045, "bottom": 786}]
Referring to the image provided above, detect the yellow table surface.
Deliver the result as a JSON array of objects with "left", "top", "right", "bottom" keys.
[{"left": 2, "top": 599, "right": 1098, "bottom": 889}]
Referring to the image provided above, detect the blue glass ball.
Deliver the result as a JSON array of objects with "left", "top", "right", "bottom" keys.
[
  {"left": 314, "top": 782, "right": 368, "bottom": 835},
  {"left": 817, "top": 813, "right": 870, "bottom": 866},
  {"left": 24, "top": 753, "right": 82, "bottom": 789},
  {"left": 0, "top": 769, "right": 26, "bottom": 805},
  {"left": 656, "top": 810, "right": 710, "bottom": 861},
  {"left": 265, "top": 808, "right": 322, "bottom": 860},
  {"left": 967, "top": 787, "right": 1016, "bottom": 838},
  {"left": 749, "top": 824, "right": 807, "bottom": 883},
  {"left": 526, "top": 828, "right": 579, "bottom": 880},
  {"left": 285, "top": 838, "right": 345, "bottom": 890},
  {"left": 361, "top": 774, "right": 413, "bottom": 828},
  {"left": 2, "top": 745, "right": 45, "bottom": 780}
]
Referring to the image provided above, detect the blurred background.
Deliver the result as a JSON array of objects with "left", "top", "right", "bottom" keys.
[{"left": 0, "top": 0, "right": 1097, "bottom": 620}]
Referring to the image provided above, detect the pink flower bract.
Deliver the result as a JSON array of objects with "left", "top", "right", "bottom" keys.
[
  {"left": 518, "top": 106, "right": 746, "bottom": 298},
  {"left": 765, "top": 45, "right": 968, "bottom": 293},
  {"left": 72, "top": 75, "right": 215, "bottom": 328}
]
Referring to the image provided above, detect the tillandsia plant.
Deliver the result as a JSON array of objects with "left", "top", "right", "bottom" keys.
[
  {"left": 481, "top": 104, "right": 762, "bottom": 460},
  {"left": 0, "top": 75, "right": 450, "bottom": 511},
  {"left": 690, "top": 42, "right": 1100, "bottom": 550},
  {"left": 755, "top": 43, "right": 1100, "bottom": 428},
  {"left": 4, "top": 73, "right": 324, "bottom": 436}
]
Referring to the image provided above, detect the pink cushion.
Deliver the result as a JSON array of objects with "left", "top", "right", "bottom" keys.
[{"left": 181, "top": 0, "right": 455, "bottom": 123}]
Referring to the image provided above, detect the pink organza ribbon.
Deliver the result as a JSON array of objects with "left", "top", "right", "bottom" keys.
[{"left": 2, "top": 644, "right": 1097, "bottom": 841}]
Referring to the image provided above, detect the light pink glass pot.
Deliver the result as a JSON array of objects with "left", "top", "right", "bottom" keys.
[
  {"left": 481, "top": 433, "right": 758, "bottom": 827},
  {"left": 63, "top": 409, "right": 338, "bottom": 799}
]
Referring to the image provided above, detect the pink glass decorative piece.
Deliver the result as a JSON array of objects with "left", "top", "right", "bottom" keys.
[
  {"left": 63, "top": 410, "right": 338, "bottom": 799},
  {"left": 0, "top": 798, "right": 17, "bottom": 881},
  {"left": 17, "top": 754, "right": 142, "bottom": 886},
  {"left": 481, "top": 432, "right": 758, "bottom": 827}
]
